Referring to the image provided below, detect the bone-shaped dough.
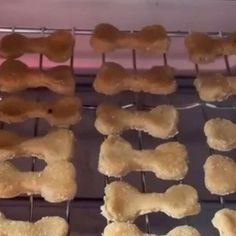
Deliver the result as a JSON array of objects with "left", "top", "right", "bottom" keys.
[
  {"left": 90, "top": 23, "right": 170, "bottom": 53},
  {"left": 212, "top": 208, "right": 236, "bottom": 236},
  {"left": 0, "top": 59, "right": 75, "bottom": 94},
  {"left": 0, "top": 128, "right": 74, "bottom": 164},
  {"left": 0, "top": 30, "right": 74, "bottom": 62},
  {"left": 103, "top": 222, "right": 201, "bottom": 236},
  {"left": 0, "top": 95, "right": 81, "bottom": 127},
  {"left": 94, "top": 62, "right": 176, "bottom": 95},
  {"left": 194, "top": 73, "right": 236, "bottom": 102},
  {"left": 101, "top": 181, "right": 200, "bottom": 222},
  {"left": 204, "top": 154, "right": 236, "bottom": 196},
  {"left": 204, "top": 118, "right": 236, "bottom": 151},
  {"left": 99, "top": 135, "right": 188, "bottom": 180},
  {"left": 95, "top": 103, "right": 178, "bottom": 138},
  {"left": 0, "top": 212, "right": 68, "bottom": 236}
]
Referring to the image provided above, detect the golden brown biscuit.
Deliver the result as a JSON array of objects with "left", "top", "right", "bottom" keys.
[
  {"left": 0, "top": 95, "right": 81, "bottom": 127},
  {"left": 0, "top": 30, "right": 74, "bottom": 62},
  {"left": 101, "top": 181, "right": 201, "bottom": 222},
  {"left": 95, "top": 103, "right": 178, "bottom": 138},
  {"left": 99, "top": 135, "right": 188, "bottom": 180},
  {"left": 212, "top": 208, "right": 236, "bottom": 236},
  {"left": 204, "top": 154, "right": 236, "bottom": 195},
  {"left": 90, "top": 23, "right": 170, "bottom": 53},
  {"left": 0, "top": 160, "right": 77, "bottom": 202},
  {"left": 0, "top": 213, "right": 68, "bottom": 236},
  {"left": 94, "top": 62, "right": 176, "bottom": 95},
  {"left": 204, "top": 118, "right": 236, "bottom": 151},
  {"left": 0, "top": 59, "right": 75, "bottom": 94}
]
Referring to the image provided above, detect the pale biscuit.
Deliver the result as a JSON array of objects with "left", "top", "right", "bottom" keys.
[
  {"left": 0, "top": 160, "right": 77, "bottom": 202},
  {"left": 90, "top": 23, "right": 170, "bottom": 53},
  {"left": 0, "top": 212, "right": 68, "bottom": 236},
  {"left": 0, "top": 30, "right": 74, "bottom": 62},
  {"left": 99, "top": 135, "right": 188, "bottom": 180},
  {"left": 101, "top": 181, "right": 200, "bottom": 222},
  {"left": 95, "top": 103, "right": 178, "bottom": 138},
  {"left": 94, "top": 62, "right": 176, "bottom": 95}
]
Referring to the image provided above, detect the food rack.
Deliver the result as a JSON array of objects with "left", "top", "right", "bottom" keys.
[{"left": 0, "top": 27, "right": 236, "bottom": 235}]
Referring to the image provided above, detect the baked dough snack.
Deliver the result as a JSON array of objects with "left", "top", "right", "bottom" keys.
[
  {"left": 103, "top": 222, "right": 201, "bottom": 236},
  {"left": 212, "top": 208, "right": 236, "bottom": 236},
  {"left": 204, "top": 154, "right": 236, "bottom": 195},
  {"left": 0, "top": 129, "right": 74, "bottom": 164},
  {"left": 99, "top": 135, "right": 188, "bottom": 180},
  {"left": 0, "top": 30, "right": 74, "bottom": 62},
  {"left": 0, "top": 160, "right": 77, "bottom": 202},
  {"left": 0, "top": 59, "right": 75, "bottom": 94},
  {"left": 94, "top": 62, "right": 176, "bottom": 95},
  {"left": 204, "top": 118, "right": 236, "bottom": 151},
  {"left": 101, "top": 181, "right": 201, "bottom": 222},
  {"left": 0, "top": 95, "right": 81, "bottom": 127},
  {"left": 90, "top": 23, "right": 170, "bottom": 53},
  {"left": 95, "top": 103, "right": 178, "bottom": 138},
  {"left": 194, "top": 73, "right": 236, "bottom": 102},
  {"left": 0, "top": 212, "right": 68, "bottom": 236}
]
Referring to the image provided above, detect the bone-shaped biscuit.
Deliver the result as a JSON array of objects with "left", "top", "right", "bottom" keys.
[
  {"left": 101, "top": 181, "right": 200, "bottom": 222},
  {"left": 99, "top": 135, "right": 188, "bottom": 180},
  {"left": 0, "top": 212, "right": 68, "bottom": 236},
  {"left": 0, "top": 59, "right": 75, "bottom": 94},
  {"left": 212, "top": 208, "right": 236, "bottom": 236},
  {"left": 90, "top": 23, "right": 170, "bottom": 53},
  {"left": 103, "top": 222, "right": 201, "bottom": 236},
  {"left": 0, "top": 160, "right": 76, "bottom": 202},
  {"left": 0, "top": 128, "right": 74, "bottom": 164},
  {"left": 204, "top": 118, "right": 236, "bottom": 151},
  {"left": 0, "top": 95, "right": 81, "bottom": 127},
  {"left": 0, "top": 30, "right": 74, "bottom": 62},
  {"left": 95, "top": 103, "right": 178, "bottom": 138},
  {"left": 194, "top": 73, "right": 236, "bottom": 102},
  {"left": 94, "top": 62, "right": 176, "bottom": 95},
  {"left": 204, "top": 154, "right": 236, "bottom": 195}
]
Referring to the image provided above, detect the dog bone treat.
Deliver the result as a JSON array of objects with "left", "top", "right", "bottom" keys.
[
  {"left": 101, "top": 181, "right": 200, "bottom": 222},
  {"left": 0, "top": 161, "right": 76, "bottom": 202},
  {"left": 0, "top": 30, "right": 74, "bottom": 62},
  {"left": 95, "top": 103, "right": 178, "bottom": 138},
  {"left": 204, "top": 154, "right": 236, "bottom": 195},
  {"left": 99, "top": 135, "right": 188, "bottom": 180},
  {"left": 0, "top": 213, "right": 68, "bottom": 236},
  {"left": 90, "top": 23, "right": 170, "bottom": 53},
  {"left": 204, "top": 118, "right": 236, "bottom": 151},
  {"left": 0, "top": 59, "right": 75, "bottom": 94},
  {"left": 0, "top": 129, "right": 74, "bottom": 164},
  {"left": 94, "top": 62, "right": 176, "bottom": 95},
  {"left": 103, "top": 222, "right": 201, "bottom": 236},
  {"left": 212, "top": 208, "right": 236, "bottom": 236},
  {"left": 0, "top": 95, "right": 81, "bottom": 127}
]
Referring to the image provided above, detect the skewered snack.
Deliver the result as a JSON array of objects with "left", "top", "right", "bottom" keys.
[
  {"left": 0, "top": 59, "right": 75, "bottom": 94},
  {"left": 0, "top": 30, "right": 74, "bottom": 62},
  {"left": 0, "top": 161, "right": 77, "bottom": 202},
  {"left": 94, "top": 62, "right": 176, "bottom": 95},
  {"left": 0, "top": 128, "right": 74, "bottom": 164},
  {"left": 204, "top": 154, "right": 236, "bottom": 195},
  {"left": 0, "top": 95, "right": 81, "bottom": 127},
  {"left": 101, "top": 181, "right": 200, "bottom": 222},
  {"left": 90, "top": 23, "right": 170, "bottom": 53},
  {"left": 204, "top": 118, "right": 236, "bottom": 151},
  {"left": 99, "top": 135, "right": 188, "bottom": 180},
  {"left": 212, "top": 208, "right": 236, "bottom": 236},
  {"left": 95, "top": 103, "right": 178, "bottom": 138},
  {"left": 194, "top": 73, "right": 236, "bottom": 102},
  {"left": 0, "top": 213, "right": 68, "bottom": 236},
  {"left": 103, "top": 222, "right": 201, "bottom": 236}
]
